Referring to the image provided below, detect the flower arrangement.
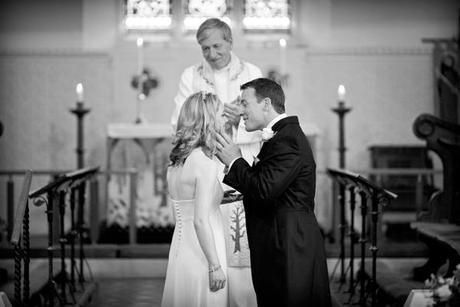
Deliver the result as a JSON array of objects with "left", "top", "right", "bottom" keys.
[
  {"left": 425, "top": 264, "right": 460, "bottom": 306},
  {"left": 131, "top": 68, "right": 159, "bottom": 100}
]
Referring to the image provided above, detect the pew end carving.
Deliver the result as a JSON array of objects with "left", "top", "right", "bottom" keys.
[
  {"left": 413, "top": 113, "right": 460, "bottom": 224},
  {"left": 412, "top": 114, "right": 460, "bottom": 282}
]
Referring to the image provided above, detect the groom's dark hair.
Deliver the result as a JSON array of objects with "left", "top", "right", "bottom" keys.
[{"left": 240, "top": 78, "right": 285, "bottom": 114}]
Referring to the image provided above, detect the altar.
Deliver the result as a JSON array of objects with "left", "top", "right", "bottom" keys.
[
  {"left": 105, "top": 123, "right": 175, "bottom": 240},
  {"left": 103, "top": 121, "right": 320, "bottom": 244}
]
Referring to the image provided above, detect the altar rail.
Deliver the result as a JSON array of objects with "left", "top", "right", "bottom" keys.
[
  {"left": 1, "top": 168, "right": 138, "bottom": 246},
  {"left": 327, "top": 168, "right": 397, "bottom": 307},
  {"left": 2, "top": 168, "right": 442, "bottom": 248},
  {"left": 351, "top": 168, "right": 443, "bottom": 223},
  {"left": 321, "top": 168, "right": 442, "bottom": 242},
  {"left": 8, "top": 167, "right": 99, "bottom": 307},
  {"left": 10, "top": 170, "right": 32, "bottom": 306}
]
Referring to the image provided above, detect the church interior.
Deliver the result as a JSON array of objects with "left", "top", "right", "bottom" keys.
[{"left": 0, "top": 0, "right": 459, "bottom": 306}]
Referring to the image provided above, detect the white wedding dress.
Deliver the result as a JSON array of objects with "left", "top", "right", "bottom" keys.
[{"left": 161, "top": 165, "right": 228, "bottom": 307}]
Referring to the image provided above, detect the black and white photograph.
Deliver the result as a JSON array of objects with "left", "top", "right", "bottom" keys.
[{"left": 0, "top": 1, "right": 459, "bottom": 306}]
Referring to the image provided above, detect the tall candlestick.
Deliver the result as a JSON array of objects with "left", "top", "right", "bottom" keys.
[
  {"left": 137, "top": 37, "right": 144, "bottom": 76},
  {"left": 332, "top": 86, "right": 351, "bottom": 169},
  {"left": 70, "top": 96, "right": 90, "bottom": 169},
  {"left": 279, "top": 38, "right": 287, "bottom": 75},
  {"left": 76, "top": 83, "right": 84, "bottom": 103}
]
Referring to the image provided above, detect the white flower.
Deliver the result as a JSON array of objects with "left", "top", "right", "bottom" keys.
[
  {"left": 261, "top": 127, "right": 275, "bottom": 141},
  {"left": 434, "top": 284, "right": 452, "bottom": 301}
]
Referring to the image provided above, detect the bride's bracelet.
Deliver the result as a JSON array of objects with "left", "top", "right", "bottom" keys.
[{"left": 208, "top": 264, "right": 221, "bottom": 273}]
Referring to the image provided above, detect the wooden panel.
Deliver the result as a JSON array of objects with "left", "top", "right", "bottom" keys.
[{"left": 369, "top": 145, "right": 433, "bottom": 212}]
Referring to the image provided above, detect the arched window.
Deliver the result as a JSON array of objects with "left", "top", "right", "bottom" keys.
[
  {"left": 183, "top": 0, "right": 232, "bottom": 31},
  {"left": 243, "top": 0, "right": 291, "bottom": 32},
  {"left": 124, "top": 0, "right": 172, "bottom": 31},
  {"left": 122, "top": 0, "right": 291, "bottom": 35}
]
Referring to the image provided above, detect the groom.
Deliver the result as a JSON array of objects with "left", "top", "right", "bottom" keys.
[{"left": 216, "top": 78, "right": 331, "bottom": 307}]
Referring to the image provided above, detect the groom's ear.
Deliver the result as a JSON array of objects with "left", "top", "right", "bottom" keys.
[{"left": 263, "top": 98, "right": 272, "bottom": 111}]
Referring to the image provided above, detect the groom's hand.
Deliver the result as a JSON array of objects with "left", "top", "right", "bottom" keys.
[{"left": 216, "top": 132, "right": 242, "bottom": 166}]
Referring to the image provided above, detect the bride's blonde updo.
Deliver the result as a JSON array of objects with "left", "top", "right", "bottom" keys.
[{"left": 170, "top": 91, "right": 223, "bottom": 166}]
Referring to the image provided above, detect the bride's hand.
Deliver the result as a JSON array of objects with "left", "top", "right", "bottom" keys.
[{"left": 209, "top": 266, "right": 226, "bottom": 292}]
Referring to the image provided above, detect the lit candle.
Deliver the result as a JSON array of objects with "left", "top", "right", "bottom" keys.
[
  {"left": 338, "top": 84, "right": 346, "bottom": 102},
  {"left": 279, "top": 38, "right": 287, "bottom": 75},
  {"left": 76, "top": 83, "right": 84, "bottom": 102},
  {"left": 137, "top": 37, "right": 144, "bottom": 76}
]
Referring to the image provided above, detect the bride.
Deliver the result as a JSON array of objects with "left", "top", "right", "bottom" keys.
[{"left": 161, "top": 91, "right": 228, "bottom": 307}]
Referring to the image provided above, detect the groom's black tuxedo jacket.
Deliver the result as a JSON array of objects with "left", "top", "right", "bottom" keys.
[{"left": 224, "top": 116, "right": 331, "bottom": 307}]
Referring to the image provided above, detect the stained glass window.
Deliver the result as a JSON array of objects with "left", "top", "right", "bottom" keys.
[
  {"left": 243, "top": 0, "right": 290, "bottom": 31},
  {"left": 183, "top": 0, "right": 232, "bottom": 31},
  {"left": 124, "top": 0, "right": 172, "bottom": 31}
]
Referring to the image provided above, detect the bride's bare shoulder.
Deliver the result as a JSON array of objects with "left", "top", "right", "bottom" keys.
[{"left": 187, "top": 148, "right": 218, "bottom": 173}]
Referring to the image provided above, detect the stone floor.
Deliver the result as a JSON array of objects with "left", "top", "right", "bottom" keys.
[
  {"left": 1, "top": 226, "right": 430, "bottom": 306},
  {"left": 88, "top": 278, "right": 164, "bottom": 307},
  {"left": 81, "top": 258, "right": 426, "bottom": 307},
  {"left": 0, "top": 256, "right": 428, "bottom": 307}
]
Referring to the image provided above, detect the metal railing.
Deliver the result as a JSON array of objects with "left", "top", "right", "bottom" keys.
[
  {"left": 321, "top": 168, "right": 442, "bottom": 243},
  {"left": 327, "top": 168, "right": 397, "bottom": 307},
  {"left": 10, "top": 170, "right": 32, "bottom": 307},
  {"left": 353, "top": 168, "right": 443, "bottom": 220},
  {"left": 8, "top": 167, "right": 102, "bottom": 306},
  {"left": 26, "top": 166, "right": 99, "bottom": 307},
  {"left": 1, "top": 168, "right": 139, "bottom": 246}
]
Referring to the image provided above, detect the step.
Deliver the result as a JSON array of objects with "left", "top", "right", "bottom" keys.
[
  {"left": 0, "top": 259, "right": 61, "bottom": 304},
  {"left": 365, "top": 258, "right": 427, "bottom": 306},
  {"left": 0, "top": 267, "right": 7, "bottom": 285},
  {"left": 382, "top": 211, "right": 417, "bottom": 224}
]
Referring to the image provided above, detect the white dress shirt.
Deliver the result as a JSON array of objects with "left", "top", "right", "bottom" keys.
[{"left": 226, "top": 113, "right": 288, "bottom": 172}]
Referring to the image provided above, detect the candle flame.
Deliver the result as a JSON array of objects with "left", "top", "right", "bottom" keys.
[
  {"left": 338, "top": 84, "right": 346, "bottom": 101},
  {"left": 137, "top": 37, "right": 144, "bottom": 47},
  {"left": 76, "top": 83, "right": 83, "bottom": 94},
  {"left": 76, "top": 83, "right": 84, "bottom": 102},
  {"left": 279, "top": 38, "right": 287, "bottom": 48}
]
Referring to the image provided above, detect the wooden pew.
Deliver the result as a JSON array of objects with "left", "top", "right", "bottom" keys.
[{"left": 411, "top": 114, "right": 460, "bottom": 281}]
